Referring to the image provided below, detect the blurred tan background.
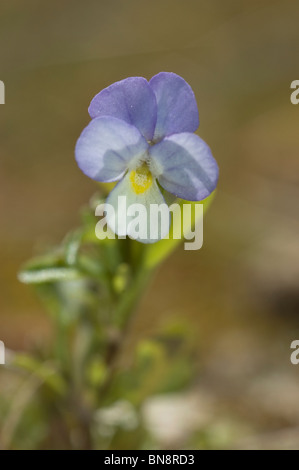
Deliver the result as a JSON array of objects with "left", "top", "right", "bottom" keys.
[{"left": 1, "top": 0, "right": 299, "bottom": 448}]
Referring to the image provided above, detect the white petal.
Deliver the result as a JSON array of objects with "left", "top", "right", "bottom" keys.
[{"left": 105, "top": 172, "right": 170, "bottom": 243}]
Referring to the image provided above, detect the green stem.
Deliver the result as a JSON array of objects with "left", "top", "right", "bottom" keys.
[
  {"left": 55, "top": 315, "right": 70, "bottom": 372},
  {"left": 99, "top": 266, "right": 154, "bottom": 401},
  {"left": 114, "top": 267, "right": 152, "bottom": 329}
]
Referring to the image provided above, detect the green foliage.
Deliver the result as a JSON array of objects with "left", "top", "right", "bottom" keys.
[
  {"left": 0, "top": 191, "right": 215, "bottom": 449},
  {"left": 144, "top": 192, "right": 215, "bottom": 268}
]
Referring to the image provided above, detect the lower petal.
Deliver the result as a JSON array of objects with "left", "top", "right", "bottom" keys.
[{"left": 105, "top": 172, "right": 170, "bottom": 243}]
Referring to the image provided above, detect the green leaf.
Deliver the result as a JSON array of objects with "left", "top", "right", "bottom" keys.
[
  {"left": 18, "top": 266, "right": 82, "bottom": 284},
  {"left": 63, "top": 229, "right": 83, "bottom": 265},
  {"left": 11, "top": 354, "right": 67, "bottom": 395},
  {"left": 144, "top": 191, "right": 216, "bottom": 269}
]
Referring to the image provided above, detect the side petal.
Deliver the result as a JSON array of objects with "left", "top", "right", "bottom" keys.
[
  {"left": 75, "top": 116, "right": 149, "bottom": 182},
  {"left": 149, "top": 133, "right": 219, "bottom": 201},
  {"left": 105, "top": 172, "right": 170, "bottom": 243},
  {"left": 88, "top": 77, "right": 157, "bottom": 141},
  {"left": 149, "top": 72, "right": 199, "bottom": 141}
]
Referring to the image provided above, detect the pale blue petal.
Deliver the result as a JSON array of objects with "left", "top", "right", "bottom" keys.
[
  {"left": 149, "top": 133, "right": 219, "bottom": 201},
  {"left": 75, "top": 116, "right": 149, "bottom": 182},
  {"left": 149, "top": 72, "right": 199, "bottom": 141},
  {"left": 88, "top": 77, "right": 157, "bottom": 141}
]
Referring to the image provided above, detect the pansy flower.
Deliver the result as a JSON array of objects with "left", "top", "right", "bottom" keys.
[{"left": 75, "top": 72, "right": 218, "bottom": 242}]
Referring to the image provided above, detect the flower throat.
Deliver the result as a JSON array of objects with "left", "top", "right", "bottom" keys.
[{"left": 130, "top": 162, "right": 153, "bottom": 195}]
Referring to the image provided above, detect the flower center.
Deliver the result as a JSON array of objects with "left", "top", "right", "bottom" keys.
[{"left": 130, "top": 162, "right": 153, "bottom": 195}]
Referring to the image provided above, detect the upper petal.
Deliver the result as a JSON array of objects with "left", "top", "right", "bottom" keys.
[
  {"left": 105, "top": 171, "right": 170, "bottom": 243},
  {"left": 149, "top": 72, "right": 199, "bottom": 141},
  {"left": 149, "top": 133, "right": 219, "bottom": 201},
  {"left": 88, "top": 77, "right": 157, "bottom": 141},
  {"left": 75, "top": 116, "right": 149, "bottom": 182}
]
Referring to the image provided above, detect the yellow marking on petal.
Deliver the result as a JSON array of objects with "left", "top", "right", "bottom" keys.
[{"left": 130, "top": 163, "right": 153, "bottom": 194}]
